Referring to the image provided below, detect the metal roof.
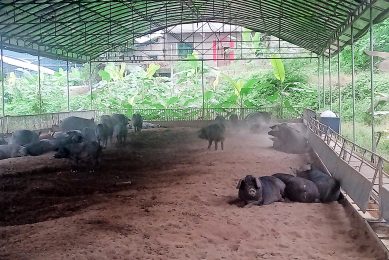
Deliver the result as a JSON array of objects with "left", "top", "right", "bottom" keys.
[{"left": 0, "top": 0, "right": 388, "bottom": 63}]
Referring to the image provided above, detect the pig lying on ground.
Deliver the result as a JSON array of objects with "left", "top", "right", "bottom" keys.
[
  {"left": 296, "top": 169, "right": 341, "bottom": 203},
  {"left": 23, "top": 140, "right": 56, "bottom": 156},
  {"left": 236, "top": 175, "right": 285, "bottom": 206},
  {"left": 273, "top": 173, "right": 320, "bottom": 203},
  {"left": 268, "top": 123, "right": 310, "bottom": 154},
  {"left": 0, "top": 144, "right": 26, "bottom": 160}
]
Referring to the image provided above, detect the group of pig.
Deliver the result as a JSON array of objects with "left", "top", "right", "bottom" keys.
[
  {"left": 0, "top": 113, "right": 144, "bottom": 170},
  {"left": 237, "top": 168, "right": 341, "bottom": 207},
  {"left": 197, "top": 113, "right": 341, "bottom": 206}
]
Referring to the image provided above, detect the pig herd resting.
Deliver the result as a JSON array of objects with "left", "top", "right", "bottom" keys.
[
  {"left": 0, "top": 113, "right": 145, "bottom": 171},
  {"left": 237, "top": 168, "right": 341, "bottom": 207}
]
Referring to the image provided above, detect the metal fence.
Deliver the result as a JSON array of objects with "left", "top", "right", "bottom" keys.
[
  {"left": 0, "top": 106, "right": 305, "bottom": 134},
  {"left": 303, "top": 109, "right": 389, "bottom": 222},
  {"left": 97, "top": 107, "right": 272, "bottom": 122}
]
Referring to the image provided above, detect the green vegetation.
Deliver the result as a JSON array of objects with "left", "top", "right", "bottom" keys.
[{"left": 1, "top": 20, "right": 388, "bottom": 159}]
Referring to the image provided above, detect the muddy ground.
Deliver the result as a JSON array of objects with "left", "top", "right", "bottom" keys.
[{"left": 0, "top": 127, "right": 386, "bottom": 259}]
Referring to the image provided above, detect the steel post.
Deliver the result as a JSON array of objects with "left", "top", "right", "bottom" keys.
[
  {"left": 89, "top": 61, "right": 92, "bottom": 110},
  {"left": 329, "top": 50, "right": 332, "bottom": 110},
  {"left": 317, "top": 56, "right": 320, "bottom": 110},
  {"left": 0, "top": 37, "right": 4, "bottom": 117},
  {"left": 322, "top": 55, "right": 325, "bottom": 109},
  {"left": 38, "top": 48, "right": 42, "bottom": 114},
  {"left": 66, "top": 56, "right": 70, "bottom": 111},
  {"left": 351, "top": 25, "right": 356, "bottom": 142},
  {"left": 201, "top": 59, "right": 205, "bottom": 119},
  {"left": 370, "top": 5, "right": 376, "bottom": 152},
  {"left": 337, "top": 39, "right": 341, "bottom": 133}
]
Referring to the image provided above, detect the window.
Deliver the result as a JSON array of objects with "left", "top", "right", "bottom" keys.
[{"left": 177, "top": 43, "right": 194, "bottom": 57}]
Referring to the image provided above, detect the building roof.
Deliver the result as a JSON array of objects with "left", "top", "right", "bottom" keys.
[{"left": 0, "top": 0, "right": 388, "bottom": 62}]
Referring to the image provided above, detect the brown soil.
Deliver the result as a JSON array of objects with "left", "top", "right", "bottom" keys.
[{"left": 0, "top": 127, "right": 386, "bottom": 259}]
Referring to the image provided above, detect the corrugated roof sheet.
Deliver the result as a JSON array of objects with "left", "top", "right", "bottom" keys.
[{"left": 0, "top": 0, "right": 388, "bottom": 62}]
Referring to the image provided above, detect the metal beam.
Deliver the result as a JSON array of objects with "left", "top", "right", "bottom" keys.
[
  {"left": 337, "top": 39, "right": 341, "bottom": 133},
  {"left": 67, "top": 55, "right": 70, "bottom": 111},
  {"left": 89, "top": 61, "right": 92, "bottom": 110},
  {"left": 38, "top": 47, "right": 42, "bottom": 114},
  {"left": 317, "top": 56, "right": 320, "bottom": 110},
  {"left": 93, "top": 56, "right": 318, "bottom": 63},
  {"left": 369, "top": 4, "right": 376, "bottom": 153},
  {"left": 0, "top": 37, "right": 4, "bottom": 117},
  {"left": 351, "top": 25, "right": 356, "bottom": 142},
  {"left": 329, "top": 49, "right": 332, "bottom": 110},
  {"left": 201, "top": 59, "right": 205, "bottom": 119},
  {"left": 322, "top": 54, "right": 325, "bottom": 109}
]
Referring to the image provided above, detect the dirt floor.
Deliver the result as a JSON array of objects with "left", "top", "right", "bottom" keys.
[{"left": 0, "top": 127, "right": 386, "bottom": 259}]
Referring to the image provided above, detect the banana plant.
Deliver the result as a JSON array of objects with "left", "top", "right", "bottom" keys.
[
  {"left": 270, "top": 53, "right": 293, "bottom": 118},
  {"left": 222, "top": 74, "right": 257, "bottom": 109}
]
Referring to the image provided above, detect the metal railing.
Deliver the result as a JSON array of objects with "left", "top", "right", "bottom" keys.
[
  {"left": 97, "top": 107, "right": 271, "bottom": 122},
  {"left": 303, "top": 109, "right": 388, "bottom": 221},
  {"left": 0, "top": 106, "right": 306, "bottom": 134}
]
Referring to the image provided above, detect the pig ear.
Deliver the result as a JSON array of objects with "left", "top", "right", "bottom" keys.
[
  {"left": 236, "top": 179, "right": 243, "bottom": 189},
  {"left": 255, "top": 178, "right": 261, "bottom": 189}
]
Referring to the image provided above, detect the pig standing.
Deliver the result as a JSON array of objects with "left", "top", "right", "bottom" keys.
[
  {"left": 100, "top": 115, "right": 114, "bottom": 143},
  {"left": 198, "top": 123, "right": 225, "bottom": 150},
  {"left": 95, "top": 123, "right": 109, "bottom": 147},
  {"left": 111, "top": 114, "right": 129, "bottom": 126},
  {"left": 132, "top": 113, "right": 143, "bottom": 133},
  {"left": 113, "top": 124, "right": 127, "bottom": 144},
  {"left": 59, "top": 116, "right": 95, "bottom": 132},
  {"left": 54, "top": 141, "right": 102, "bottom": 171}
]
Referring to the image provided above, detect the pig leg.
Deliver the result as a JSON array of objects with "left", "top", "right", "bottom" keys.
[
  {"left": 221, "top": 140, "right": 224, "bottom": 150},
  {"left": 208, "top": 140, "right": 212, "bottom": 149},
  {"left": 215, "top": 141, "right": 218, "bottom": 151}
]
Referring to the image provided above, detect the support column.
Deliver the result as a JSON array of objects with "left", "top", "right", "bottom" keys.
[
  {"left": 328, "top": 49, "right": 332, "bottom": 110},
  {"left": 38, "top": 48, "right": 42, "bottom": 114},
  {"left": 369, "top": 5, "right": 376, "bottom": 152},
  {"left": 317, "top": 56, "right": 320, "bottom": 110},
  {"left": 201, "top": 59, "right": 205, "bottom": 119},
  {"left": 66, "top": 56, "right": 70, "bottom": 111},
  {"left": 337, "top": 39, "right": 341, "bottom": 133},
  {"left": 322, "top": 55, "right": 325, "bottom": 109},
  {"left": 89, "top": 61, "right": 92, "bottom": 110},
  {"left": 351, "top": 25, "right": 356, "bottom": 142},
  {"left": 0, "top": 37, "right": 4, "bottom": 117}
]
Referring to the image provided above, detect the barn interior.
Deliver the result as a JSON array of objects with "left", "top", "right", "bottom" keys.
[{"left": 1, "top": 1, "right": 389, "bottom": 259}]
